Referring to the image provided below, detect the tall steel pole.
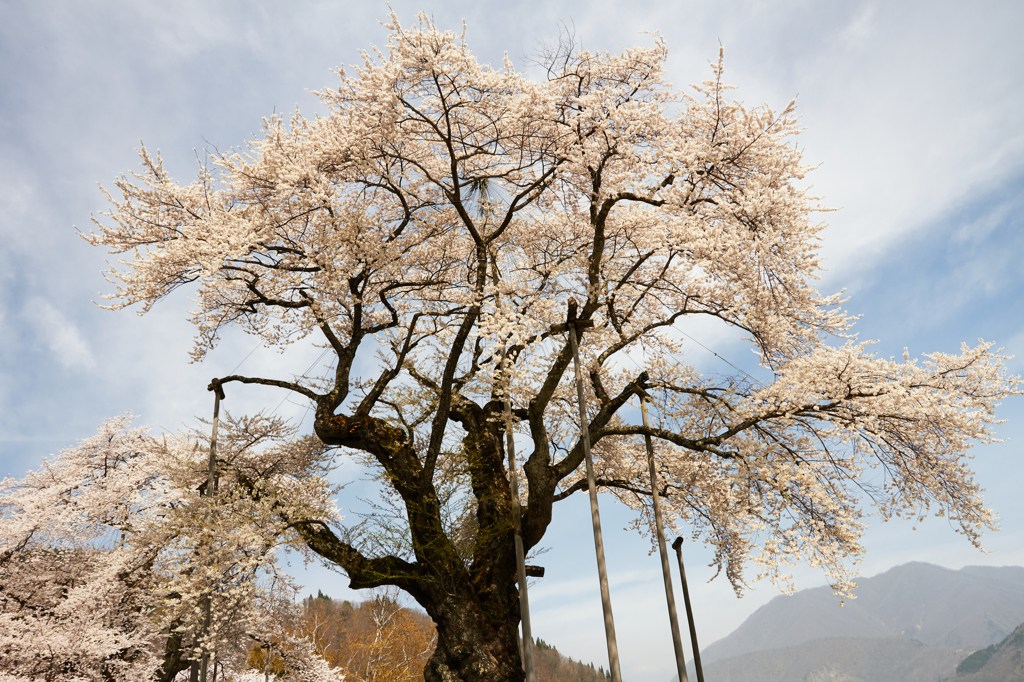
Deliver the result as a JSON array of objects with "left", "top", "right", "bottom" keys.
[
  {"left": 672, "top": 537, "right": 704, "bottom": 682},
  {"left": 555, "top": 300, "right": 622, "bottom": 682},
  {"left": 200, "top": 379, "right": 225, "bottom": 682},
  {"left": 500, "top": 345, "right": 536, "bottom": 682},
  {"left": 638, "top": 389, "right": 689, "bottom": 682}
]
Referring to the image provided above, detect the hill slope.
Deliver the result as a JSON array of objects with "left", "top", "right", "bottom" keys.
[
  {"left": 533, "top": 638, "right": 611, "bottom": 682},
  {"left": 955, "top": 620, "right": 1024, "bottom": 681},
  {"left": 292, "top": 595, "right": 608, "bottom": 681}
]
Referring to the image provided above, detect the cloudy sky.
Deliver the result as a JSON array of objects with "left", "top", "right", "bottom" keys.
[{"left": 2, "top": 1, "right": 1023, "bottom": 679}]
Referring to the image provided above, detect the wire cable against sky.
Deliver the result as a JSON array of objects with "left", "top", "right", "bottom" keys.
[
  {"left": 606, "top": 322, "right": 767, "bottom": 391},
  {"left": 670, "top": 323, "right": 768, "bottom": 388},
  {"left": 267, "top": 347, "right": 331, "bottom": 417},
  {"left": 228, "top": 340, "right": 264, "bottom": 375}
]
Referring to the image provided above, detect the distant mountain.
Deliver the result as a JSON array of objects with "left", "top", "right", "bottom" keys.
[
  {"left": 694, "top": 636, "right": 962, "bottom": 682},
  {"left": 954, "top": 619, "right": 1024, "bottom": 681},
  {"left": 700, "top": 562, "right": 1024, "bottom": 665}
]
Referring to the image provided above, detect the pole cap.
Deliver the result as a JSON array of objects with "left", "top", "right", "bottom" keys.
[
  {"left": 550, "top": 298, "right": 594, "bottom": 333},
  {"left": 207, "top": 378, "right": 226, "bottom": 401}
]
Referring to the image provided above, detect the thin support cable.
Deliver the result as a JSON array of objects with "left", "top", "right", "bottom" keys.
[
  {"left": 228, "top": 340, "right": 264, "bottom": 375},
  {"left": 268, "top": 347, "right": 331, "bottom": 417}
]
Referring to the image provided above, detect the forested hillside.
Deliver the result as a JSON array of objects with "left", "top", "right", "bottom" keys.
[
  {"left": 533, "top": 638, "right": 612, "bottom": 682},
  {"left": 254, "top": 593, "right": 609, "bottom": 682},
  {"left": 955, "top": 620, "right": 1024, "bottom": 680},
  {"left": 248, "top": 592, "right": 436, "bottom": 681}
]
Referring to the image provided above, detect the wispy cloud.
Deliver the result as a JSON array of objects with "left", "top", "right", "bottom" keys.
[
  {"left": 22, "top": 298, "right": 96, "bottom": 371},
  {"left": 840, "top": 5, "right": 876, "bottom": 49}
]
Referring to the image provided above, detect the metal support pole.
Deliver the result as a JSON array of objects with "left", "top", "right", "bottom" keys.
[
  {"left": 200, "top": 379, "right": 225, "bottom": 682},
  {"left": 556, "top": 300, "right": 622, "bottom": 682},
  {"left": 639, "top": 391, "right": 689, "bottom": 682},
  {"left": 672, "top": 537, "right": 704, "bottom": 682},
  {"left": 501, "top": 346, "right": 536, "bottom": 682}
]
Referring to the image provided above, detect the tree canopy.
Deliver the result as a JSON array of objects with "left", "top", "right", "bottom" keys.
[{"left": 80, "top": 13, "right": 1019, "bottom": 682}]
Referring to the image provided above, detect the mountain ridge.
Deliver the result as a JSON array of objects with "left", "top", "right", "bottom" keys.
[
  {"left": 699, "top": 562, "right": 1024, "bottom": 665},
  {"left": 690, "top": 636, "right": 963, "bottom": 682}
]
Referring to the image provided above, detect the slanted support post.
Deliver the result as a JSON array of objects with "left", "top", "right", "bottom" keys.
[
  {"left": 552, "top": 299, "right": 621, "bottom": 682},
  {"left": 637, "top": 386, "right": 689, "bottom": 682},
  {"left": 673, "top": 536, "right": 705, "bottom": 682},
  {"left": 500, "top": 343, "right": 536, "bottom": 682}
]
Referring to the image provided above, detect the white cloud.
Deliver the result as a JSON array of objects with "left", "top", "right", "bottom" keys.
[
  {"left": 840, "top": 5, "right": 876, "bottom": 50},
  {"left": 22, "top": 297, "right": 97, "bottom": 370},
  {"left": 952, "top": 200, "right": 1012, "bottom": 247},
  {"left": 0, "top": 166, "right": 38, "bottom": 253}
]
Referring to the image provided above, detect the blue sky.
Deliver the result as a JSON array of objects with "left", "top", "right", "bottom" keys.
[{"left": 2, "top": 1, "right": 1023, "bottom": 680}]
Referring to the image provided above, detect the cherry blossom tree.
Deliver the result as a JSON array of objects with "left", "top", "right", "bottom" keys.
[
  {"left": 84, "top": 14, "right": 1020, "bottom": 682},
  {"left": 0, "top": 415, "right": 341, "bottom": 682},
  {"left": 1, "top": 417, "right": 163, "bottom": 681}
]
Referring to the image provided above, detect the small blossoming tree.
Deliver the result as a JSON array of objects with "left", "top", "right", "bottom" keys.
[
  {"left": 0, "top": 415, "right": 342, "bottom": 682},
  {"left": 84, "top": 14, "right": 1019, "bottom": 682}
]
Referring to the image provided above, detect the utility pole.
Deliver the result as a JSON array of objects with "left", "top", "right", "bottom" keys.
[
  {"left": 500, "top": 344, "right": 536, "bottom": 682},
  {"left": 672, "top": 537, "right": 704, "bottom": 682},
  {"left": 552, "top": 299, "right": 621, "bottom": 682},
  {"left": 199, "top": 378, "right": 225, "bottom": 682},
  {"left": 637, "top": 387, "right": 689, "bottom": 682}
]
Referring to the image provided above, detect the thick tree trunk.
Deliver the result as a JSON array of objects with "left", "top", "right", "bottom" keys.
[
  {"left": 309, "top": 408, "right": 534, "bottom": 682},
  {"left": 155, "top": 629, "right": 194, "bottom": 682},
  {"left": 422, "top": 591, "right": 524, "bottom": 682}
]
